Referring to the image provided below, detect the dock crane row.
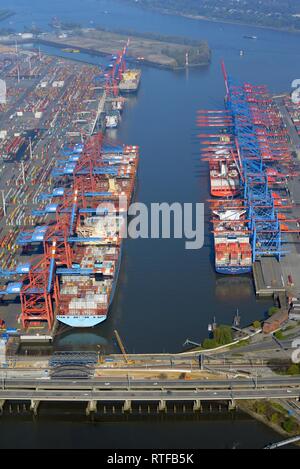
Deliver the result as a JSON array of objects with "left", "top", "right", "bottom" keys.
[
  {"left": 198, "top": 63, "right": 300, "bottom": 273},
  {"left": 0, "top": 132, "right": 139, "bottom": 330}
]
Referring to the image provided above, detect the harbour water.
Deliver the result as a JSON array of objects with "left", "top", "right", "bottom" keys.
[
  {"left": 2, "top": 0, "right": 300, "bottom": 449},
  {"left": 0, "top": 412, "right": 287, "bottom": 449}
]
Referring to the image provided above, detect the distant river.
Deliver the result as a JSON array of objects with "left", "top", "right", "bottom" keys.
[{"left": 1, "top": 0, "right": 300, "bottom": 448}]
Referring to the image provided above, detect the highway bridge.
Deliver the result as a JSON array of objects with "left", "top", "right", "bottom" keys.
[
  {"left": 1, "top": 376, "right": 300, "bottom": 390},
  {"left": 0, "top": 375, "right": 299, "bottom": 415},
  {"left": 0, "top": 387, "right": 299, "bottom": 415}
]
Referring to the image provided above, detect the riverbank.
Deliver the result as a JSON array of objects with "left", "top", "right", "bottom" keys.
[
  {"left": 179, "top": 12, "right": 300, "bottom": 36},
  {"left": 238, "top": 400, "right": 300, "bottom": 441},
  {"left": 122, "top": 1, "right": 300, "bottom": 36},
  {"left": 26, "top": 29, "right": 211, "bottom": 70},
  {"left": 34, "top": 38, "right": 210, "bottom": 71},
  {"left": 43, "top": 29, "right": 211, "bottom": 70}
]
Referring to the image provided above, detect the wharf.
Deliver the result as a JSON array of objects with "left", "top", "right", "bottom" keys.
[
  {"left": 0, "top": 48, "right": 110, "bottom": 339},
  {"left": 279, "top": 179, "right": 300, "bottom": 298},
  {"left": 253, "top": 257, "right": 286, "bottom": 297},
  {"left": 273, "top": 96, "right": 300, "bottom": 159}
]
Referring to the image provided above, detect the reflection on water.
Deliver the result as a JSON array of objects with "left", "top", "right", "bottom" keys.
[
  {"left": 215, "top": 276, "right": 255, "bottom": 301},
  {"left": 56, "top": 331, "right": 109, "bottom": 348},
  {"left": 0, "top": 411, "right": 290, "bottom": 449}
]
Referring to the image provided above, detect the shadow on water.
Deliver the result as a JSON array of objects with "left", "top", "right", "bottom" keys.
[{"left": 0, "top": 401, "right": 295, "bottom": 449}]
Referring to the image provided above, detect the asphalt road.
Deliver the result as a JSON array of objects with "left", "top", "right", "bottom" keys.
[
  {"left": 0, "top": 387, "right": 299, "bottom": 402},
  {"left": 1, "top": 376, "right": 300, "bottom": 390}
]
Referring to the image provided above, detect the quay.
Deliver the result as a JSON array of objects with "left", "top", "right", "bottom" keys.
[
  {"left": 253, "top": 257, "right": 286, "bottom": 297},
  {"left": 0, "top": 41, "right": 139, "bottom": 341}
]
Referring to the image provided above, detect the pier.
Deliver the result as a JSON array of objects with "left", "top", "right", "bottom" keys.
[{"left": 253, "top": 257, "right": 286, "bottom": 297}]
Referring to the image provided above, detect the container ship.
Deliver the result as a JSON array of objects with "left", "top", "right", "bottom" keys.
[
  {"left": 57, "top": 236, "right": 123, "bottom": 328},
  {"left": 56, "top": 145, "right": 139, "bottom": 328},
  {"left": 210, "top": 160, "right": 240, "bottom": 197},
  {"left": 213, "top": 208, "right": 252, "bottom": 275},
  {"left": 119, "top": 69, "right": 141, "bottom": 94}
]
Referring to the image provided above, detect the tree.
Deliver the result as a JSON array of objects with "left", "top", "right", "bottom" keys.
[
  {"left": 287, "top": 364, "right": 300, "bottom": 376},
  {"left": 213, "top": 325, "right": 233, "bottom": 346},
  {"left": 202, "top": 338, "right": 218, "bottom": 349},
  {"left": 275, "top": 330, "right": 284, "bottom": 340},
  {"left": 255, "top": 402, "right": 267, "bottom": 414},
  {"left": 282, "top": 417, "right": 297, "bottom": 434},
  {"left": 271, "top": 413, "right": 280, "bottom": 425},
  {"left": 268, "top": 306, "right": 279, "bottom": 317},
  {"left": 253, "top": 321, "right": 261, "bottom": 329}
]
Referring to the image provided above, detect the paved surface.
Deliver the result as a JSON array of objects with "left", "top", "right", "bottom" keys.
[
  {"left": 1, "top": 376, "right": 300, "bottom": 390},
  {"left": 0, "top": 387, "right": 299, "bottom": 402},
  {"left": 275, "top": 97, "right": 300, "bottom": 155}
]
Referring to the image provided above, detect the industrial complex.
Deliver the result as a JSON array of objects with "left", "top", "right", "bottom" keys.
[
  {"left": 198, "top": 63, "right": 300, "bottom": 332},
  {"left": 2, "top": 36, "right": 300, "bottom": 447},
  {"left": 0, "top": 41, "right": 140, "bottom": 345}
]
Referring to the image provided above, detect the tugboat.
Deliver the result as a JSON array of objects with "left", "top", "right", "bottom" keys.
[{"left": 105, "top": 111, "right": 119, "bottom": 129}]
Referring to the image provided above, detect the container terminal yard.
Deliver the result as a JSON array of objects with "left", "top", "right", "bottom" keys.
[
  {"left": 0, "top": 40, "right": 300, "bottom": 413},
  {"left": 2, "top": 42, "right": 300, "bottom": 431},
  {"left": 198, "top": 64, "right": 300, "bottom": 333},
  {"left": 0, "top": 42, "right": 140, "bottom": 345},
  {"left": 1, "top": 49, "right": 300, "bottom": 342}
]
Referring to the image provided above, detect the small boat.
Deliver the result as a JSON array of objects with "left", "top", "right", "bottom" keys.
[{"left": 105, "top": 112, "right": 119, "bottom": 129}]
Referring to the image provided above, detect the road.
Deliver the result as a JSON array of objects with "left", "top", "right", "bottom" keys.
[
  {"left": 0, "top": 387, "right": 299, "bottom": 402},
  {"left": 275, "top": 97, "right": 300, "bottom": 154},
  {"left": 1, "top": 376, "right": 300, "bottom": 390}
]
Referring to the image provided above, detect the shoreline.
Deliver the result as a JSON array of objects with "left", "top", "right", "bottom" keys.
[
  {"left": 238, "top": 401, "right": 300, "bottom": 444},
  {"left": 2, "top": 37, "right": 211, "bottom": 71},
  {"left": 124, "top": 2, "right": 300, "bottom": 36},
  {"left": 180, "top": 12, "right": 300, "bottom": 35},
  {"left": 238, "top": 401, "right": 287, "bottom": 440}
]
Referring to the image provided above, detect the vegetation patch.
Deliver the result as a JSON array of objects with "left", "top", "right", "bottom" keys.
[
  {"left": 124, "top": 0, "right": 300, "bottom": 32},
  {"left": 248, "top": 400, "right": 300, "bottom": 435},
  {"left": 202, "top": 325, "right": 233, "bottom": 349}
]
